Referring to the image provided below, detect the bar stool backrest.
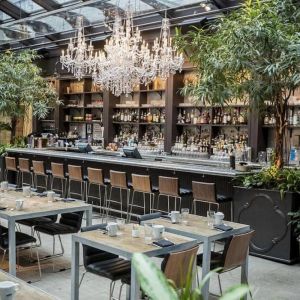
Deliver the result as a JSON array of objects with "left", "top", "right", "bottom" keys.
[
  {"left": 159, "top": 176, "right": 179, "bottom": 197},
  {"left": 32, "top": 160, "right": 45, "bottom": 175},
  {"left": 68, "top": 165, "right": 82, "bottom": 181},
  {"left": 5, "top": 157, "right": 17, "bottom": 171},
  {"left": 51, "top": 163, "right": 65, "bottom": 179},
  {"left": 162, "top": 245, "right": 199, "bottom": 288},
  {"left": 18, "top": 158, "right": 30, "bottom": 173},
  {"left": 110, "top": 170, "right": 127, "bottom": 189},
  {"left": 132, "top": 174, "right": 151, "bottom": 193},
  {"left": 192, "top": 181, "right": 216, "bottom": 203},
  {"left": 222, "top": 230, "right": 254, "bottom": 272},
  {"left": 88, "top": 167, "right": 104, "bottom": 185}
]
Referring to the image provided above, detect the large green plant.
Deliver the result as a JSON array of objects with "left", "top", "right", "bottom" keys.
[
  {"left": 175, "top": 0, "right": 300, "bottom": 169},
  {"left": 132, "top": 253, "right": 249, "bottom": 300},
  {"left": 0, "top": 50, "right": 57, "bottom": 142}
]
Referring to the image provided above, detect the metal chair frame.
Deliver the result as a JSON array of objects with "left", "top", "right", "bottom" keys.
[
  {"left": 86, "top": 181, "right": 108, "bottom": 216},
  {"left": 33, "top": 173, "right": 49, "bottom": 192},
  {"left": 50, "top": 175, "right": 67, "bottom": 198},
  {"left": 153, "top": 193, "right": 182, "bottom": 214},
  {"left": 67, "top": 178, "right": 86, "bottom": 201},
  {"left": 106, "top": 186, "right": 130, "bottom": 219},
  {"left": 192, "top": 199, "right": 219, "bottom": 215}
]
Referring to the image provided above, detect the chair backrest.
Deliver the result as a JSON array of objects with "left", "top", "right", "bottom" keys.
[
  {"left": 5, "top": 157, "right": 17, "bottom": 171},
  {"left": 138, "top": 212, "right": 162, "bottom": 225},
  {"left": 159, "top": 176, "right": 179, "bottom": 197},
  {"left": 51, "top": 162, "right": 65, "bottom": 179},
  {"left": 222, "top": 230, "right": 254, "bottom": 272},
  {"left": 110, "top": 170, "right": 127, "bottom": 189},
  {"left": 68, "top": 165, "right": 82, "bottom": 181},
  {"left": 81, "top": 224, "right": 117, "bottom": 267},
  {"left": 192, "top": 181, "right": 216, "bottom": 203},
  {"left": 18, "top": 158, "right": 30, "bottom": 173},
  {"left": 32, "top": 160, "right": 45, "bottom": 175},
  {"left": 132, "top": 174, "right": 151, "bottom": 193},
  {"left": 59, "top": 212, "right": 84, "bottom": 233},
  {"left": 87, "top": 167, "right": 104, "bottom": 185},
  {"left": 162, "top": 245, "right": 199, "bottom": 288}
]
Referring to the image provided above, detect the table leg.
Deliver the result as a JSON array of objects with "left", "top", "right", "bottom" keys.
[
  {"left": 8, "top": 219, "right": 16, "bottom": 276},
  {"left": 241, "top": 248, "right": 249, "bottom": 300},
  {"left": 71, "top": 237, "right": 80, "bottom": 300},
  {"left": 85, "top": 207, "right": 92, "bottom": 226},
  {"left": 201, "top": 240, "right": 211, "bottom": 300},
  {"left": 129, "top": 262, "right": 140, "bottom": 300}
]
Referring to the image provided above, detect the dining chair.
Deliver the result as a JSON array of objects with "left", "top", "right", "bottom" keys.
[{"left": 197, "top": 230, "right": 254, "bottom": 297}]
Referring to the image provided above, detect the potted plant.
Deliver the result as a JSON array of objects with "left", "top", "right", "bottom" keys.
[
  {"left": 132, "top": 253, "right": 249, "bottom": 300},
  {"left": 0, "top": 50, "right": 58, "bottom": 143},
  {"left": 288, "top": 209, "right": 300, "bottom": 251},
  {"left": 175, "top": 0, "right": 300, "bottom": 263}
]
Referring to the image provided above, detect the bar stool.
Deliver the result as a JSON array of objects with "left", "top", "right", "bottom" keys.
[
  {"left": 86, "top": 167, "right": 108, "bottom": 215},
  {"left": 50, "top": 162, "right": 67, "bottom": 197},
  {"left": 4, "top": 157, "right": 20, "bottom": 185},
  {"left": 153, "top": 176, "right": 192, "bottom": 214},
  {"left": 106, "top": 170, "right": 130, "bottom": 219},
  {"left": 32, "top": 160, "right": 49, "bottom": 192},
  {"left": 192, "top": 181, "right": 233, "bottom": 221},
  {"left": 67, "top": 165, "right": 85, "bottom": 201},
  {"left": 128, "top": 174, "right": 154, "bottom": 221},
  {"left": 18, "top": 158, "right": 33, "bottom": 187}
]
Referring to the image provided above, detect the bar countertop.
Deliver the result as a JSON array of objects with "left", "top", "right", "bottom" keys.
[{"left": 6, "top": 148, "right": 253, "bottom": 177}]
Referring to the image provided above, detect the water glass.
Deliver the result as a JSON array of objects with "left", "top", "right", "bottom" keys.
[
  {"left": 0, "top": 181, "right": 8, "bottom": 193},
  {"left": 181, "top": 208, "right": 189, "bottom": 225},
  {"left": 207, "top": 210, "right": 215, "bottom": 228},
  {"left": 144, "top": 223, "right": 152, "bottom": 245},
  {"left": 22, "top": 186, "right": 31, "bottom": 198},
  {"left": 116, "top": 218, "right": 126, "bottom": 231}
]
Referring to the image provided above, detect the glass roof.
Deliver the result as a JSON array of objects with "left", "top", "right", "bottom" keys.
[
  {"left": 8, "top": 0, "right": 45, "bottom": 14},
  {"left": 0, "top": 0, "right": 221, "bottom": 49}
]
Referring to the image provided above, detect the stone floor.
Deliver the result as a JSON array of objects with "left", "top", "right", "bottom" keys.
[{"left": 4, "top": 219, "right": 300, "bottom": 300}]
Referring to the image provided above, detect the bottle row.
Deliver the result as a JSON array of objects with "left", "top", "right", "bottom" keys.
[{"left": 112, "top": 109, "right": 166, "bottom": 124}]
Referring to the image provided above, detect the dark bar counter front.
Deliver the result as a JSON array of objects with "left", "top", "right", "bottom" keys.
[{"left": 6, "top": 148, "right": 253, "bottom": 220}]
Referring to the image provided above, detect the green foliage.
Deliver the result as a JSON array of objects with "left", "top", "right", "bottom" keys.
[
  {"left": 235, "top": 166, "right": 300, "bottom": 198},
  {"left": 132, "top": 253, "right": 249, "bottom": 300},
  {"left": 288, "top": 210, "right": 300, "bottom": 237},
  {"left": 175, "top": 0, "right": 300, "bottom": 168},
  {"left": 0, "top": 50, "right": 58, "bottom": 133}
]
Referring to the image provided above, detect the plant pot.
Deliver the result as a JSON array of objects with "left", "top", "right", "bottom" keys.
[{"left": 234, "top": 187, "right": 300, "bottom": 264}]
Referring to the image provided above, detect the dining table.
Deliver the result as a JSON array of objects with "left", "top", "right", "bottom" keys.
[
  {"left": 71, "top": 223, "right": 198, "bottom": 300},
  {"left": 0, "top": 190, "right": 92, "bottom": 276},
  {"left": 149, "top": 214, "right": 251, "bottom": 300}
]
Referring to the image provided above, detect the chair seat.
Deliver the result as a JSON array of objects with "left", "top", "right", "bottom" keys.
[
  {"left": 35, "top": 223, "right": 78, "bottom": 235},
  {"left": 197, "top": 251, "right": 223, "bottom": 270},
  {"left": 179, "top": 188, "right": 192, "bottom": 196},
  {"left": 85, "top": 258, "right": 131, "bottom": 281},
  {"left": 17, "top": 215, "right": 57, "bottom": 227},
  {"left": 0, "top": 231, "right": 36, "bottom": 250},
  {"left": 216, "top": 195, "right": 232, "bottom": 203}
]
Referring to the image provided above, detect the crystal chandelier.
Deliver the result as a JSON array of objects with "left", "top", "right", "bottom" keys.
[
  {"left": 60, "top": 16, "right": 94, "bottom": 80},
  {"left": 92, "top": 12, "right": 156, "bottom": 96},
  {"left": 153, "top": 18, "right": 184, "bottom": 80}
]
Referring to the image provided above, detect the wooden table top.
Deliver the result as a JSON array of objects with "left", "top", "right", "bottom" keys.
[
  {"left": 75, "top": 224, "right": 197, "bottom": 256},
  {"left": 0, "top": 191, "right": 90, "bottom": 219},
  {"left": 0, "top": 270, "right": 57, "bottom": 300},
  {"left": 150, "top": 215, "right": 249, "bottom": 239}
]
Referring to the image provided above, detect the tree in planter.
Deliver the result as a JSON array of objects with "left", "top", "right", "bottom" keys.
[
  {"left": 0, "top": 50, "right": 58, "bottom": 143},
  {"left": 175, "top": 0, "right": 300, "bottom": 168}
]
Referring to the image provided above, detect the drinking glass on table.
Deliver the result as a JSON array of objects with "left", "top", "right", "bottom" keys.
[
  {"left": 116, "top": 218, "right": 126, "bottom": 231},
  {"left": 181, "top": 208, "right": 189, "bottom": 225},
  {"left": 144, "top": 222, "right": 152, "bottom": 245},
  {"left": 22, "top": 186, "right": 31, "bottom": 198},
  {"left": 207, "top": 210, "right": 215, "bottom": 228}
]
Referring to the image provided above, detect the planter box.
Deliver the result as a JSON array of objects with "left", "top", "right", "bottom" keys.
[
  {"left": 234, "top": 187, "right": 300, "bottom": 264},
  {"left": 0, "top": 155, "right": 4, "bottom": 182}
]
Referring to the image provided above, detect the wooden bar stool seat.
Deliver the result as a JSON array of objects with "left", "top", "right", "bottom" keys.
[
  {"left": 106, "top": 170, "right": 130, "bottom": 219},
  {"left": 32, "top": 160, "right": 49, "bottom": 192},
  {"left": 67, "top": 165, "right": 86, "bottom": 201},
  {"left": 4, "top": 157, "right": 20, "bottom": 186},
  {"left": 50, "top": 162, "right": 68, "bottom": 197},
  {"left": 128, "top": 174, "right": 155, "bottom": 221},
  {"left": 86, "top": 167, "right": 108, "bottom": 216},
  {"left": 18, "top": 158, "right": 33, "bottom": 187}
]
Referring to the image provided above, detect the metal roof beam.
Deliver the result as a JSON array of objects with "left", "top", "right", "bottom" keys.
[
  {"left": 32, "top": 0, "right": 61, "bottom": 11},
  {"left": 0, "top": 0, "right": 29, "bottom": 19}
]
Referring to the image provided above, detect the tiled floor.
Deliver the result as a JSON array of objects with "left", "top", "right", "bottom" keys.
[{"left": 4, "top": 219, "right": 300, "bottom": 300}]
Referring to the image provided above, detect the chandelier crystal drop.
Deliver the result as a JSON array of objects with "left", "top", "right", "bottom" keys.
[
  {"left": 92, "top": 12, "right": 156, "bottom": 96},
  {"left": 60, "top": 16, "right": 94, "bottom": 80}
]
